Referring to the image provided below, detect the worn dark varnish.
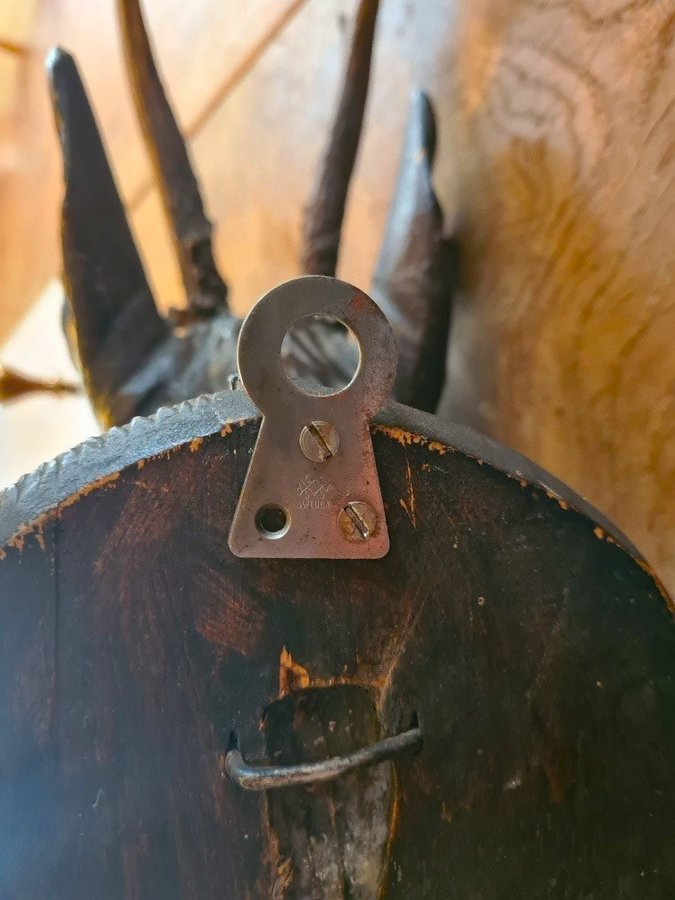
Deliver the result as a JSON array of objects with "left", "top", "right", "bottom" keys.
[{"left": 0, "top": 395, "right": 674, "bottom": 898}]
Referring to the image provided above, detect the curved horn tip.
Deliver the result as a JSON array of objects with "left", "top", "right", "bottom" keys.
[
  {"left": 46, "top": 45, "right": 88, "bottom": 137},
  {"left": 45, "top": 44, "right": 67, "bottom": 69},
  {"left": 45, "top": 45, "right": 78, "bottom": 83},
  {"left": 407, "top": 89, "right": 437, "bottom": 159}
]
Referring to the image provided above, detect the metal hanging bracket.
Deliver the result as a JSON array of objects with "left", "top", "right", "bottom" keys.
[{"left": 228, "top": 276, "right": 397, "bottom": 559}]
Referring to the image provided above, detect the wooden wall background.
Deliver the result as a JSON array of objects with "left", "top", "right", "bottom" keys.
[{"left": 0, "top": 0, "right": 673, "bottom": 593}]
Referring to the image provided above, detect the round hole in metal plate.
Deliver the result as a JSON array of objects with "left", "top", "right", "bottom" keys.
[
  {"left": 255, "top": 504, "right": 290, "bottom": 539},
  {"left": 280, "top": 315, "right": 360, "bottom": 397}
]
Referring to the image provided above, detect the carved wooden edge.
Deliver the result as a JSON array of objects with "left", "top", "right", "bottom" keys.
[
  {"left": 377, "top": 404, "right": 672, "bottom": 605},
  {"left": 0, "top": 391, "right": 669, "bottom": 604}
]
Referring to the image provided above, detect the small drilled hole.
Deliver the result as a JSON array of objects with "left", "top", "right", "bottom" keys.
[{"left": 255, "top": 505, "right": 289, "bottom": 539}]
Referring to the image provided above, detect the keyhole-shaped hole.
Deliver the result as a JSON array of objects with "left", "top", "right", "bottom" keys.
[{"left": 280, "top": 315, "right": 360, "bottom": 396}]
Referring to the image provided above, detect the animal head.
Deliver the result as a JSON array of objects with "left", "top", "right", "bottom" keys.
[{"left": 48, "top": 0, "right": 455, "bottom": 428}]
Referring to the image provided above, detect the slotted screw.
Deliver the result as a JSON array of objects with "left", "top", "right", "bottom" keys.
[
  {"left": 299, "top": 420, "right": 340, "bottom": 462},
  {"left": 338, "top": 501, "right": 377, "bottom": 542}
]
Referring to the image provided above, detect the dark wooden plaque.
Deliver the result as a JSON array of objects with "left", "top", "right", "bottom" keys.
[{"left": 1, "top": 392, "right": 673, "bottom": 898}]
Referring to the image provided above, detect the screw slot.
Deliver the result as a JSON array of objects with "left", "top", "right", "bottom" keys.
[
  {"left": 255, "top": 505, "right": 290, "bottom": 539},
  {"left": 299, "top": 420, "right": 340, "bottom": 462},
  {"left": 338, "top": 501, "right": 377, "bottom": 542}
]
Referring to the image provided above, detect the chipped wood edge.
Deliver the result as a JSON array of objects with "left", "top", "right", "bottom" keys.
[
  {"left": 0, "top": 393, "right": 669, "bottom": 606},
  {"left": 0, "top": 390, "right": 256, "bottom": 554}
]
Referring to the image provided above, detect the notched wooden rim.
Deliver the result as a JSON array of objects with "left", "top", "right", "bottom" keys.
[{"left": 0, "top": 391, "right": 670, "bottom": 606}]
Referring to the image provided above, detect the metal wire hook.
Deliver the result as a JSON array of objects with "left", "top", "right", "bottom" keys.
[{"left": 224, "top": 725, "right": 422, "bottom": 791}]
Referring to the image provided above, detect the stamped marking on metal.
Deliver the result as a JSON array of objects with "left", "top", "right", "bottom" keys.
[
  {"left": 297, "top": 476, "right": 335, "bottom": 509},
  {"left": 228, "top": 276, "right": 396, "bottom": 559}
]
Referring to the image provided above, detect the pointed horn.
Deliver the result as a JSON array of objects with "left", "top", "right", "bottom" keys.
[
  {"left": 300, "top": 0, "right": 380, "bottom": 276},
  {"left": 372, "top": 90, "right": 455, "bottom": 413},
  {"left": 117, "top": 0, "right": 227, "bottom": 316},
  {"left": 0, "top": 365, "right": 78, "bottom": 402},
  {"left": 48, "top": 47, "right": 168, "bottom": 426}
]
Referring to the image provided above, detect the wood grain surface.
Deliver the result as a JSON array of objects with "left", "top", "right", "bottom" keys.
[
  {"left": 440, "top": 0, "right": 675, "bottom": 594},
  {"left": 1, "top": 393, "right": 673, "bottom": 897}
]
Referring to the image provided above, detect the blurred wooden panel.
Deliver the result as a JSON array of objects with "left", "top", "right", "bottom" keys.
[
  {"left": 50, "top": 0, "right": 310, "bottom": 207},
  {"left": 0, "top": 0, "right": 40, "bottom": 338},
  {"left": 0, "top": 0, "right": 38, "bottom": 114},
  {"left": 132, "top": 0, "right": 460, "bottom": 314},
  {"left": 0, "top": 0, "right": 309, "bottom": 341},
  {"left": 441, "top": 0, "right": 675, "bottom": 592}
]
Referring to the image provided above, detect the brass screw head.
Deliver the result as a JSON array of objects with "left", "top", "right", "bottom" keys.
[
  {"left": 338, "top": 501, "right": 377, "bottom": 541},
  {"left": 299, "top": 420, "right": 340, "bottom": 462}
]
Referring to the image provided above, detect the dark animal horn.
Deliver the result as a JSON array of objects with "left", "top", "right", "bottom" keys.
[
  {"left": 301, "top": 0, "right": 379, "bottom": 276},
  {"left": 372, "top": 90, "right": 454, "bottom": 413},
  {"left": 48, "top": 47, "right": 168, "bottom": 427},
  {"left": 117, "top": 0, "right": 227, "bottom": 317}
]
